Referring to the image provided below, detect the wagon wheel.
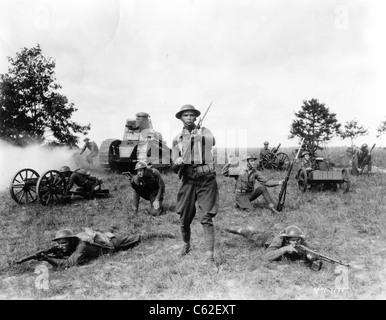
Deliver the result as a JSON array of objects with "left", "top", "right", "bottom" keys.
[
  {"left": 261, "top": 153, "right": 278, "bottom": 170},
  {"left": 297, "top": 169, "right": 308, "bottom": 192},
  {"left": 9, "top": 168, "right": 40, "bottom": 204},
  {"left": 339, "top": 169, "right": 351, "bottom": 193},
  {"left": 36, "top": 170, "right": 67, "bottom": 205},
  {"left": 276, "top": 152, "right": 290, "bottom": 171}
]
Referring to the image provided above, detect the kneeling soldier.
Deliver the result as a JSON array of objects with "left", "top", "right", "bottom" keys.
[
  {"left": 130, "top": 161, "right": 165, "bottom": 216},
  {"left": 222, "top": 154, "right": 283, "bottom": 214}
]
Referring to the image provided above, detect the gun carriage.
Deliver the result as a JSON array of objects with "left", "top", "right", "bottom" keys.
[
  {"left": 260, "top": 143, "right": 290, "bottom": 171},
  {"left": 296, "top": 157, "right": 350, "bottom": 193},
  {"left": 9, "top": 168, "right": 109, "bottom": 205}
]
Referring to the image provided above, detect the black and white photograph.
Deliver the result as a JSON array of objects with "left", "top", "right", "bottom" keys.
[{"left": 1, "top": 0, "right": 385, "bottom": 304}]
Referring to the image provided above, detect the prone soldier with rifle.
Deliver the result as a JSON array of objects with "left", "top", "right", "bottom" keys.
[
  {"left": 14, "top": 228, "right": 175, "bottom": 268},
  {"left": 225, "top": 224, "right": 349, "bottom": 271}
]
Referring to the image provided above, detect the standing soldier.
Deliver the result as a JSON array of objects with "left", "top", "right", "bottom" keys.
[
  {"left": 260, "top": 141, "right": 270, "bottom": 160},
  {"left": 80, "top": 138, "right": 99, "bottom": 165},
  {"left": 129, "top": 161, "right": 165, "bottom": 216},
  {"left": 171, "top": 104, "right": 219, "bottom": 265},
  {"left": 222, "top": 154, "right": 283, "bottom": 214},
  {"left": 351, "top": 143, "right": 373, "bottom": 175}
]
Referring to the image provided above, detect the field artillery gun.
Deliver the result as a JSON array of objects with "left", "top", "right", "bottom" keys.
[
  {"left": 295, "top": 157, "right": 350, "bottom": 193},
  {"left": 9, "top": 168, "right": 109, "bottom": 205},
  {"left": 99, "top": 112, "right": 172, "bottom": 173},
  {"left": 260, "top": 143, "right": 291, "bottom": 171}
]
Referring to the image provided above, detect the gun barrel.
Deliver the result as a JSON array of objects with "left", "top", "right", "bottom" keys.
[{"left": 14, "top": 254, "right": 36, "bottom": 264}]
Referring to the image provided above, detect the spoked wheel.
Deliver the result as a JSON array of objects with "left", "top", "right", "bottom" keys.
[
  {"left": 297, "top": 169, "right": 308, "bottom": 192},
  {"left": 339, "top": 168, "right": 351, "bottom": 193},
  {"left": 9, "top": 168, "right": 40, "bottom": 204},
  {"left": 37, "top": 170, "right": 67, "bottom": 205},
  {"left": 261, "top": 154, "right": 278, "bottom": 170},
  {"left": 276, "top": 152, "right": 290, "bottom": 171}
]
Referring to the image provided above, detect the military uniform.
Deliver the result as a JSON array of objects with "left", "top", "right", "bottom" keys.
[
  {"left": 131, "top": 165, "right": 165, "bottom": 216},
  {"left": 42, "top": 229, "right": 174, "bottom": 268},
  {"left": 226, "top": 225, "right": 311, "bottom": 262},
  {"left": 351, "top": 144, "right": 372, "bottom": 175},
  {"left": 80, "top": 138, "right": 99, "bottom": 165},
  {"left": 65, "top": 169, "right": 100, "bottom": 194},
  {"left": 171, "top": 105, "right": 219, "bottom": 262},
  {"left": 222, "top": 155, "right": 281, "bottom": 213}
]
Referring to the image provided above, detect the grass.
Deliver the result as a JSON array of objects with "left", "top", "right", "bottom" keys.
[{"left": 1, "top": 146, "right": 386, "bottom": 300}]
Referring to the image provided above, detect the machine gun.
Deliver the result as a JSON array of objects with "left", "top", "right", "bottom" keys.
[
  {"left": 295, "top": 244, "right": 350, "bottom": 271},
  {"left": 359, "top": 143, "right": 375, "bottom": 175},
  {"left": 276, "top": 138, "right": 305, "bottom": 212},
  {"left": 14, "top": 245, "right": 62, "bottom": 265}
]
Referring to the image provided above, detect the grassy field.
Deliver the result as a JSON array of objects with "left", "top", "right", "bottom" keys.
[{"left": 1, "top": 146, "right": 386, "bottom": 300}]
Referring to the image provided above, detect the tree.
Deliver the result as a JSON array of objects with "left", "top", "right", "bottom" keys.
[
  {"left": 0, "top": 44, "right": 90, "bottom": 146},
  {"left": 340, "top": 119, "right": 368, "bottom": 148},
  {"left": 376, "top": 119, "right": 386, "bottom": 138},
  {"left": 289, "top": 98, "right": 341, "bottom": 156}
]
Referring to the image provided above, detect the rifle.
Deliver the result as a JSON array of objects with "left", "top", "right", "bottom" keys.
[
  {"left": 14, "top": 245, "right": 62, "bottom": 265},
  {"left": 196, "top": 100, "right": 213, "bottom": 131},
  {"left": 177, "top": 101, "right": 213, "bottom": 178},
  {"left": 359, "top": 143, "right": 375, "bottom": 175},
  {"left": 276, "top": 138, "right": 305, "bottom": 212},
  {"left": 295, "top": 244, "right": 350, "bottom": 271}
]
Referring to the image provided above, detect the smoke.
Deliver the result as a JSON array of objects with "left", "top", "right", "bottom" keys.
[{"left": 0, "top": 140, "right": 80, "bottom": 193}]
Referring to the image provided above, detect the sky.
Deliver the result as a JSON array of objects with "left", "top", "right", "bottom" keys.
[{"left": 1, "top": 0, "right": 386, "bottom": 150}]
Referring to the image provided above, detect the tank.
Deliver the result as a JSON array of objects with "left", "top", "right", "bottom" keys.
[{"left": 99, "top": 112, "right": 172, "bottom": 173}]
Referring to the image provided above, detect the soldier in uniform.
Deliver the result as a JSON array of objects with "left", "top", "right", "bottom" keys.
[
  {"left": 300, "top": 151, "right": 313, "bottom": 171},
  {"left": 225, "top": 225, "right": 320, "bottom": 268},
  {"left": 222, "top": 154, "right": 283, "bottom": 214},
  {"left": 171, "top": 104, "right": 219, "bottom": 265},
  {"left": 129, "top": 161, "right": 165, "bottom": 216},
  {"left": 80, "top": 138, "right": 99, "bottom": 165},
  {"left": 37, "top": 228, "right": 175, "bottom": 268},
  {"left": 59, "top": 166, "right": 102, "bottom": 195},
  {"left": 351, "top": 143, "right": 372, "bottom": 175},
  {"left": 259, "top": 141, "right": 271, "bottom": 160}
]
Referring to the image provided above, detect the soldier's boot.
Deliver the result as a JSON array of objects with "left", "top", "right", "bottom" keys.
[
  {"left": 268, "top": 203, "right": 279, "bottom": 214},
  {"left": 178, "top": 242, "right": 191, "bottom": 257},
  {"left": 179, "top": 227, "right": 191, "bottom": 257}
]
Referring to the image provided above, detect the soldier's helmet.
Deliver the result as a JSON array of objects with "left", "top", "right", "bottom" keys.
[
  {"left": 280, "top": 225, "right": 305, "bottom": 238},
  {"left": 52, "top": 229, "right": 77, "bottom": 242},
  {"left": 84, "top": 137, "right": 90, "bottom": 142},
  {"left": 135, "top": 161, "right": 148, "bottom": 171},
  {"left": 175, "top": 105, "right": 201, "bottom": 119},
  {"left": 302, "top": 151, "right": 310, "bottom": 157},
  {"left": 361, "top": 143, "right": 368, "bottom": 150},
  {"left": 242, "top": 154, "right": 258, "bottom": 161},
  {"left": 59, "top": 166, "right": 71, "bottom": 173},
  {"left": 264, "top": 141, "right": 269, "bottom": 145}
]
